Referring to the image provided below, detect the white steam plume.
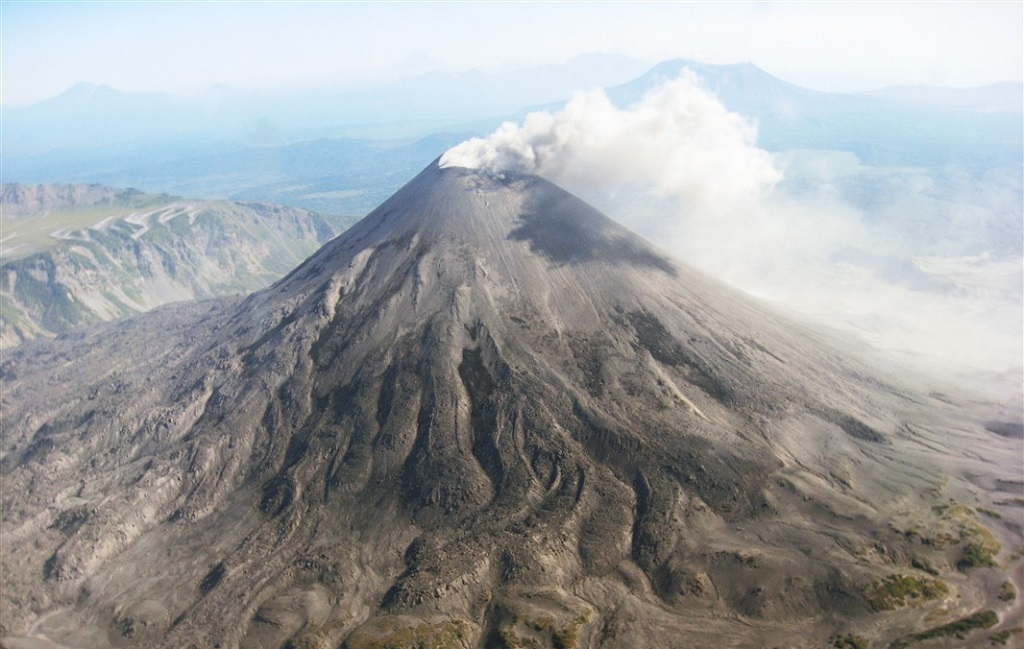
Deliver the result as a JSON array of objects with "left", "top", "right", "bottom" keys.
[
  {"left": 441, "top": 71, "right": 780, "bottom": 214},
  {"left": 440, "top": 72, "right": 1023, "bottom": 398}
]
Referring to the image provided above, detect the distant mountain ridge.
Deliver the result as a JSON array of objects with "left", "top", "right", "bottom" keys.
[
  {"left": 605, "top": 59, "right": 1023, "bottom": 167},
  {"left": 1, "top": 54, "right": 651, "bottom": 157},
  {"left": 5, "top": 57, "right": 1020, "bottom": 221},
  {"left": 2, "top": 182, "right": 165, "bottom": 217}
]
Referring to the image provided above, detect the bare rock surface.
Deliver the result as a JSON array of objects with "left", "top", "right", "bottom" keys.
[{"left": 1, "top": 162, "right": 1021, "bottom": 648}]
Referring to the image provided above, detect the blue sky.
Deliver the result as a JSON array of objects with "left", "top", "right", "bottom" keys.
[{"left": 2, "top": 1, "right": 1021, "bottom": 105}]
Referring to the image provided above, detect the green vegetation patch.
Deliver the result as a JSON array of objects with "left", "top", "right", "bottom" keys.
[
  {"left": 990, "top": 626, "right": 1023, "bottom": 646},
  {"left": 866, "top": 574, "right": 948, "bottom": 611},
  {"left": 959, "top": 539, "right": 1000, "bottom": 569},
  {"left": 0, "top": 294, "right": 28, "bottom": 327},
  {"left": 1, "top": 194, "right": 177, "bottom": 261},
  {"left": 912, "top": 501, "right": 1004, "bottom": 568},
  {"left": 344, "top": 616, "right": 473, "bottom": 649},
  {"left": 831, "top": 634, "right": 870, "bottom": 649},
  {"left": 285, "top": 619, "right": 350, "bottom": 649},
  {"left": 494, "top": 594, "right": 592, "bottom": 649},
  {"left": 553, "top": 609, "right": 591, "bottom": 649},
  {"left": 997, "top": 580, "right": 1017, "bottom": 602},
  {"left": 889, "top": 610, "right": 998, "bottom": 648},
  {"left": 498, "top": 627, "right": 542, "bottom": 649}
]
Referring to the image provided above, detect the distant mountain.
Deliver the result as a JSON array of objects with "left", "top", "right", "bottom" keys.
[
  {"left": 607, "top": 59, "right": 1023, "bottom": 168},
  {"left": 1, "top": 183, "right": 335, "bottom": 347},
  {"left": 2, "top": 54, "right": 650, "bottom": 159},
  {"left": 608, "top": 59, "right": 827, "bottom": 121},
  {"left": 2, "top": 84, "right": 223, "bottom": 158},
  {"left": 362, "top": 53, "right": 650, "bottom": 122},
  {"left": 599, "top": 59, "right": 1024, "bottom": 267},
  {"left": 2, "top": 161, "right": 1019, "bottom": 649}
]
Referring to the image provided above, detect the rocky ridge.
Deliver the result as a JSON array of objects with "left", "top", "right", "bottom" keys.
[{"left": 1, "top": 183, "right": 335, "bottom": 347}]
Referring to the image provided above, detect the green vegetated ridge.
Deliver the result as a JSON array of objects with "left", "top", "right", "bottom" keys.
[
  {"left": 1, "top": 183, "right": 336, "bottom": 347},
  {"left": 1, "top": 184, "right": 177, "bottom": 261},
  {"left": 343, "top": 617, "right": 475, "bottom": 649},
  {"left": 889, "top": 609, "right": 1000, "bottom": 648},
  {"left": 889, "top": 501, "right": 1005, "bottom": 573},
  {"left": 990, "top": 626, "right": 1024, "bottom": 646},
  {"left": 866, "top": 574, "right": 949, "bottom": 612}
]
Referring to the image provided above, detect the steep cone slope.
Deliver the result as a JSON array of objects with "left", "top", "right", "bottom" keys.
[{"left": 2, "top": 162, "right": 1021, "bottom": 649}]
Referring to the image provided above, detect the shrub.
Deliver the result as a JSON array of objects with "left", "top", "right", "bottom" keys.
[
  {"left": 866, "top": 574, "right": 948, "bottom": 611},
  {"left": 998, "top": 580, "right": 1017, "bottom": 602},
  {"left": 959, "top": 541, "right": 998, "bottom": 569}
]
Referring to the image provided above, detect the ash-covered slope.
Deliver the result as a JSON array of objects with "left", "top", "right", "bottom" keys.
[{"left": 2, "top": 162, "right": 1020, "bottom": 649}]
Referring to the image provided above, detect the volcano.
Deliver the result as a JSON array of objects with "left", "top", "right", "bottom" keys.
[{"left": 2, "top": 162, "right": 1021, "bottom": 649}]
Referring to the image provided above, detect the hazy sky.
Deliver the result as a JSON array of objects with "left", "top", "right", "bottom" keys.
[{"left": 2, "top": 1, "right": 1021, "bottom": 106}]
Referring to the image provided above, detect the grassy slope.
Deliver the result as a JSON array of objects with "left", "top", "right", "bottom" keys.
[{"left": 1, "top": 192, "right": 177, "bottom": 262}]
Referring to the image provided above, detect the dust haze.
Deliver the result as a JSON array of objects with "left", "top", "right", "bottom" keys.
[{"left": 441, "top": 73, "right": 1023, "bottom": 397}]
